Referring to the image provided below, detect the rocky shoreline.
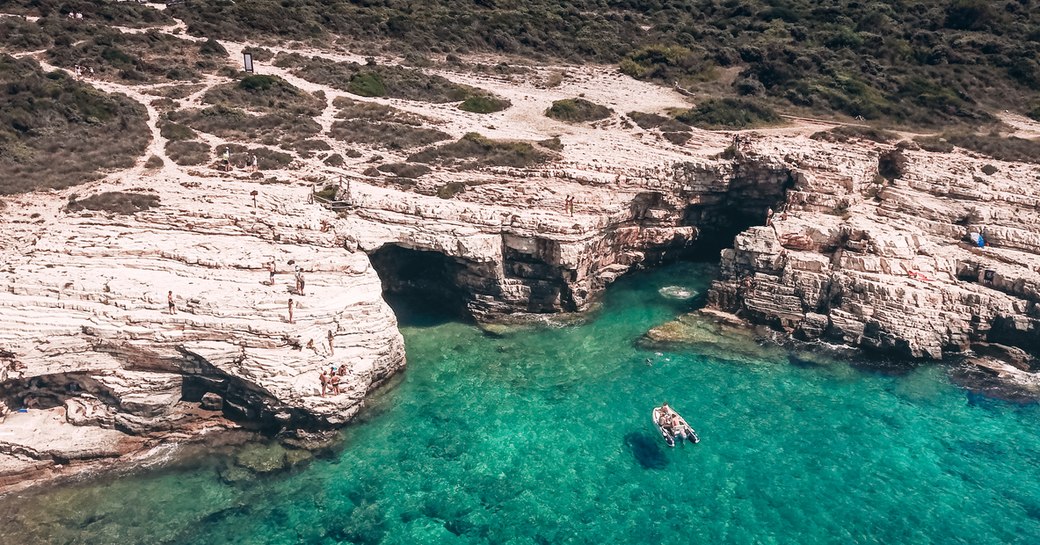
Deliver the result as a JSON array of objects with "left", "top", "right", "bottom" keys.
[{"left": 2, "top": 19, "right": 1039, "bottom": 493}]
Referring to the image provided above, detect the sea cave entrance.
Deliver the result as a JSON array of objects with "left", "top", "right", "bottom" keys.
[{"left": 367, "top": 244, "right": 471, "bottom": 325}]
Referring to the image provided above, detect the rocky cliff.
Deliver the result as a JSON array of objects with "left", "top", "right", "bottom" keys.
[
  {"left": 703, "top": 136, "right": 1040, "bottom": 361},
  {"left": 2, "top": 6, "right": 1039, "bottom": 491}
]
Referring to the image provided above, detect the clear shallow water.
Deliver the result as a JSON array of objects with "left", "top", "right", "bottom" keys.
[{"left": 2, "top": 262, "right": 1040, "bottom": 545}]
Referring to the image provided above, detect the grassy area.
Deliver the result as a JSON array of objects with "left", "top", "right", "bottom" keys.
[
  {"left": 202, "top": 74, "right": 325, "bottom": 116},
  {"left": 458, "top": 96, "right": 511, "bottom": 114},
  {"left": 3, "top": 0, "right": 174, "bottom": 27},
  {"left": 275, "top": 53, "right": 494, "bottom": 104},
  {"left": 165, "top": 141, "right": 210, "bottom": 166},
  {"left": 810, "top": 125, "right": 899, "bottom": 144},
  {"left": 545, "top": 98, "right": 612, "bottom": 123},
  {"left": 166, "top": 0, "right": 1039, "bottom": 129},
  {"left": 66, "top": 191, "right": 160, "bottom": 215},
  {"left": 47, "top": 30, "right": 226, "bottom": 84},
  {"left": 676, "top": 98, "right": 781, "bottom": 130},
  {"left": 329, "top": 97, "right": 449, "bottom": 151},
  {"left": 168, "top": 105, "right": 321, "bottom": 149},
  {"left": 377, "top": 163, "right": 432, "bottom": 178},
  {"left": 408, "top": 132, "right": 551, "bottom": 170},
  {"left": 0, "top": 55, "right": 149, "bottom": 195},
  {"left": 627, "top": 112, "right": 690, "bottom": 132}
]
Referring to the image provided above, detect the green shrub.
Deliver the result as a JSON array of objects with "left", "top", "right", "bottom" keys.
[
  {"left": 144, "top": 155, "right": 164, "bottom": 169},
  {"left": 159, "top": 122, "right": 196, "bottom": 141},
  {"left": 628, "top": 111, "right": 690, "bottom": 132},
  {"left": 199, "top": 38, "right": 228, "bottom": 56},
  {"left": 620, "top": 45, "right": 712, "bottom": 84},
  {"left": 436, "top": 181, "right": 467, "bottom": 199},
  {"left": 329, "top": 97, "right": 449, "bottom": 150},
  {"left": 166, "top": 141, "right": 211, "bottom": 166},
  {"left": 160, "top": 0, "right": 1039, "bottom": 130},
  {"left": 377, "top": 162, "right": 432, "bottom": 178},
  {"left": 810, "top": 125, "right": 898, "bottom": 144},
  {"left": 538, "top": 137, "right": 563, "bottom": 151},
  {"left": 348, "top": 72, "right": 387, "bottom": 97},
  {"left": 67, "top": 191, "right": 159, "bottom": 215},
  {"left": 545, "top": 98, "right": 612, "bottom": 123},
  {"left": 408, "top": 132, "right": 551, "bottom": 170},
  {"left": 0, "top": 55, "right": 149, "bottom": 194},
  {"left": 676, "top": 98, "right": 780, "bottom": 129},
  {"left": 458, "top": 96, "right": 511, "bottom": 114},
  {"left": 1028, "top": 104, "right": 1040, "bottom": 122},
  {"left": 238, "top": 74, "right": 279, "bottom": 91}
]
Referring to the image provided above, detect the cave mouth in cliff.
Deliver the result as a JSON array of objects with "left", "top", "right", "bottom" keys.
[
  {"left": 681, "top": 206, "right": 770, "bottom": 260},
  {"left": 368, "top": 244, "right": 471, "bottom": 325}
]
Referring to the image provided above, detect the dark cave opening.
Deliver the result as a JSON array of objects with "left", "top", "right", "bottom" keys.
[
  {"left": 680, "top": 169, "right": 795, "bottom": 260},
  {"left": 367, "top": 243, "right": 472, "bottom": 325}
]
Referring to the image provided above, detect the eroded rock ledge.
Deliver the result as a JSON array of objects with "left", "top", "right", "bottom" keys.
[{"left": 703, "top": 136, "right": 1040, "bottom": 361}]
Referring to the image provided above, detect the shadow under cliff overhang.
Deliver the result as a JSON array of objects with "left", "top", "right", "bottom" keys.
[{"left": 367, "top": 243, "right": 473, "bottom": 326}]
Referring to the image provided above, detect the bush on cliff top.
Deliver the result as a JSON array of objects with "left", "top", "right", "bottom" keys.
[
  {"left": 676, "top": 98, "right": 780, "bottom": 130},
  {"left": 0, "top": 55, "right": 149, "bottom": 195},
  {"left": 545, "top": 98, "right": 612, "bottom": 123}
]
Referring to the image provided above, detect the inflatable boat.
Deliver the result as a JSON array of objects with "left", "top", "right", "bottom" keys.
[{"left": 652, "top": 406, "right": 700, "bottom": 447}]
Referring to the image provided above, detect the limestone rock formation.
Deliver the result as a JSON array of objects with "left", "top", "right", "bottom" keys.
[{"left": 702, "top": 136, "right": 1040, "bottom": 361}]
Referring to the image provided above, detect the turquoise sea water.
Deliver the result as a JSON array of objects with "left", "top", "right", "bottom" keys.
[{"left": 2, "top": 262, "right": 1039, "bottom": 544}]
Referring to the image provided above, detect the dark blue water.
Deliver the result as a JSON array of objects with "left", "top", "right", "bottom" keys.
[{"left": 2, "top": 262, "right": 1038, "bottom": 544}]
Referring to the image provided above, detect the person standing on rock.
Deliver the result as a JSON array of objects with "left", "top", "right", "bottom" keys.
[
  {"left": 223, "top": 147, "right": 231, "bottom": 172},
  {"left": 330, "top": 367, "right": 341, "bottom": 395},
  {"left": 319, "top": 368, "right": 328, "bottom": 397},
  {"left": 167, "top": 290, "right": 176, "bottom": 314},
  {"left": 268, "top": 261, "right": 276, "bottom": 285},
  {"left": 327, "top": 330, "right": 334, "bottom": 356},
  {"left": 287, "top": 298, "right": 294, "bottom": 323},
  {"left": 251, "top": 154, "right": 258, "bottom": 173}
]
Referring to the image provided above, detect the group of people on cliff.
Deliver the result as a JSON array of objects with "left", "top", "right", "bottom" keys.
[{"left": 319, "top": 365, "right": 346, "bottom": 397}]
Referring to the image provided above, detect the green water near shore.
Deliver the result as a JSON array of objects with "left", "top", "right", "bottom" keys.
[{"left": 2, "top": 262, "right": 1039, "bottom": 544}]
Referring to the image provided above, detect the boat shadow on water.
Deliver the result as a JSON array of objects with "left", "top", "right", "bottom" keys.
[{"left": 623, "top": 431, "right": 670, "bottom": 470}]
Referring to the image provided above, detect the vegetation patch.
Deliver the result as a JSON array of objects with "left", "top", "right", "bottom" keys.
[
  {"left": 458, "top": 96, "right": 511, "bottom": 114},
  {"left": 538, "top": 137, "right": 563, "bottom": 151},
  {"left": 436, "top": 181, "right": 467, "bottom": 199},
  {"left": 329, "top": 97, "right": 449, "bottom": 150},
  {"left": 67, "top": 191, "right": 159, "bottom": 215},
  {"left": 408, "top": 132, "right": 551, "bottom": 170},
  {"left": 676, "top": 98, "right": 781, "bottom": 130},
  {"left": 915, "top": 133, "right": 1040, "bottom": 164},
  {"left": 47, "top": 30, "right": 225, "bottom": 84},
  {"left": 166, "top": 141, "right": 211, "bottom": 166},
  {"left": 226, "top": 147, "right": 293, "bottom": 170},
  {"left": 159, "top": 122, "right": 196, "bottom": 142},
  {"left": 0, "top": 55, "right": 149, "bottom": 195},
  {"left": 810, "top": 125, "right": 899, "bottom": 144},
  {"left": 169, "top": 105, "right": 321, "bottom": 150},
  {"left": 627, "top": 112, "right": 690, "bottom": 132},
  {"left": 620, "top": 45, "right": 714, "bottom": 86},
  {"left": 4, "top": 0, "right": 174, "bottom": 27},
  {"left": 377, "top": 163, "right": 432, "bottom": 178},
  {"left": 277, "top": 54, "right": 493, "bottom": 103},
  {"left": 165, "top": 0, "right": 1040, "bottom": 129},
  {"left": 546, "top": 98, "right": 612, "bottom": 123},
  {"left": 144, "top": 155, "right": 164, "bottom": 169},
  {"left": 1028, "top": 104, "right": 1040, "bottom": 123},
  {"left": 202, "top": 75, "right": 324, "bottom": 116}
]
